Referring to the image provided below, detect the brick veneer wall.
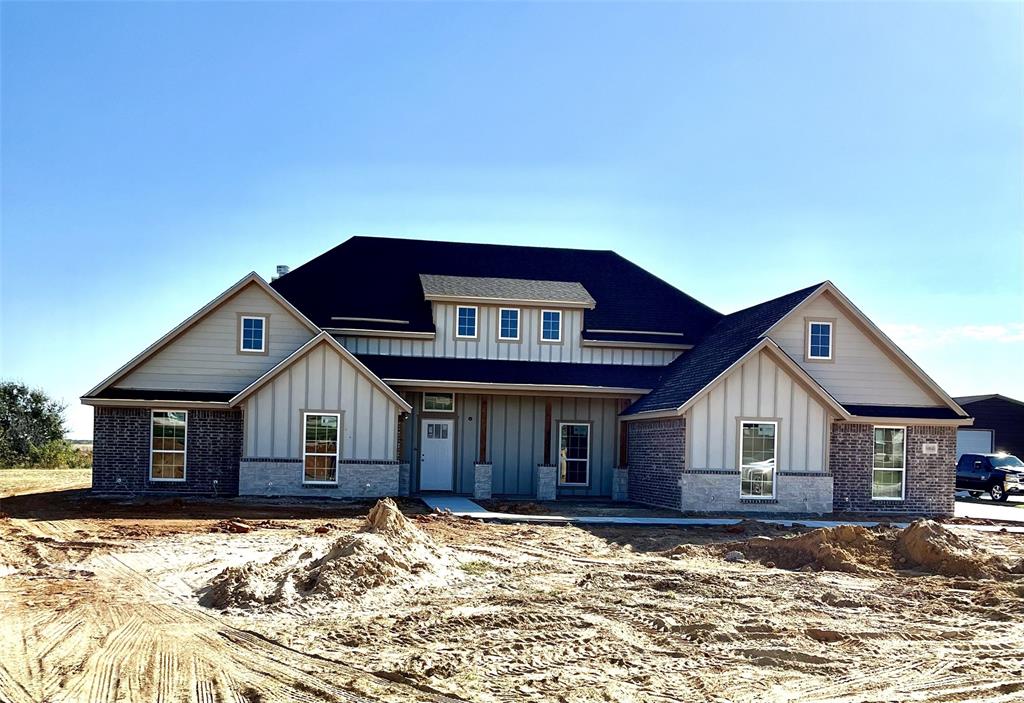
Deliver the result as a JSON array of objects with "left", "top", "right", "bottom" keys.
[
  {"left": 830, "top": 422, "right": 956, "bottom": 517},
  {"left": 626, "top": 418, "right": 684, "bottom": 509},
  {"left": 93, "top": 406, "right": 242, "bottom": 495}
]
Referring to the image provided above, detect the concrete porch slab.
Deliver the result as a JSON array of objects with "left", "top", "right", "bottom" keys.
[{"left": 420, "top": 495, "right": 1024, "bottom": 534}]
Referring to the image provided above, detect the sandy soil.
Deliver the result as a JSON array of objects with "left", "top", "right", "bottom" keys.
[
  {"left": 2, "top": 479, "right": 1024, "bottom": 702},
  {"left": 0, "top": 468, "right": 91, "bottom": 498}
]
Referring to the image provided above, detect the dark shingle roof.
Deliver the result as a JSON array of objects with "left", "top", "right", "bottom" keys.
[
  {"left": 623, "top": 283, "right": 824, "bottom": 415},
  {"left": 89, "top": 388, "right": 236, "bottom": 402},
  {"left": 355, "top": 354, "right": 664, "bottom": 391},
  {"left": 272, "top": 237, "right": 721, "bottom": 343},
  {"left": 843, "top": 405, "right": 964, "bottom": 419}
]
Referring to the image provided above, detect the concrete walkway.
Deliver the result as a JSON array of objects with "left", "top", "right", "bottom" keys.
[{"left": 420, "top": 495, "right": 1024, "bottom": 534}]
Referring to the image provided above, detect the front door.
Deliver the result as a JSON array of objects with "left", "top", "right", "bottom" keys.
[{"left": 420, "top": 419, "right": 454, "bottom": 491}]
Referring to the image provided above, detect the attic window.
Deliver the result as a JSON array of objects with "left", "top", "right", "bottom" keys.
[
  {"left": 240, "top": 315, "right": 267, "bottom": 353},
  {"left": 806, "top": 320, "right": 832, "bottom": 361}
]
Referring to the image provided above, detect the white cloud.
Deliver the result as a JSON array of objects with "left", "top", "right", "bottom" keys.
[{"left": 882, "top": 322, "right": 1024, "bottom": 351}]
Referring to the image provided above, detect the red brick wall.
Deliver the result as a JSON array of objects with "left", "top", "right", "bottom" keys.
[
  {"left": 626, "top": 418, "right": 684, "bottom": 509},
  {"left": 830, "top": 422, "right": 955, "bottom": 517}
]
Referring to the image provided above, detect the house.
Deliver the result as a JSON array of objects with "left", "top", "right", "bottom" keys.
[
  {"left": 953, "top": 394, "right": 1024, "bottom": 458},
  {"left": 82, "top": 236, "right": 972, "bottom": 516}
]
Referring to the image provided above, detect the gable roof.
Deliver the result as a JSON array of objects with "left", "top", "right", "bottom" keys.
[
  {"left": 83, "top": 273, "right": 321, "bottom": 400},
  {"left": 419, "top": 274, "right": 596, "bottom": 308},
  {"left": 271, "top": 236, "right": 722, "bottom": 343},
  {"left": 229, "top": 332, "right": 412, "bottom": 412},
  {"left": 623, "top": 283, "right": 824, "bottom": 415}
]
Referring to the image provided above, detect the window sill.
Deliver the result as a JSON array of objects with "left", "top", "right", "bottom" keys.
[
  {"left": 301, "top": 482, "right": 339, "bottom": 488},
  {"left": 149, "top": 478, "right": 186, "bottom": 483},
  {"left": 740, "top": 497, "right": 778, "bottom": 504}
]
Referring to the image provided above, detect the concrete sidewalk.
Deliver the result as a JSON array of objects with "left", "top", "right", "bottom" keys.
[{"left": 421, "top": 495, "right": 1024, "bottom": 533}]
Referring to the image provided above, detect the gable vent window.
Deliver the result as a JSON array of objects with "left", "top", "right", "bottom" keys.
[
  {"left": 456, "top": 306, "right": 478, "bottom": 339},
  {"left": 499, "top": 308, "right": 520, "bottom": 341},
  {"left": 541, "top": 310, "right": 562, "bottom": 342},
  {"left": 240, "top": 315, "right": 267, "bottom": 353},
  {"left": 807, "top": 320, "right": 832, "bottom": 360}
]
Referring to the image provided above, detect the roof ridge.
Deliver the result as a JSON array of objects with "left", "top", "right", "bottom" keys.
[{"left": 722, "top": 281, "right": 826, "bottom": 319}]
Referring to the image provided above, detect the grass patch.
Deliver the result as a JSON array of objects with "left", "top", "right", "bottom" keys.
[{"left": 459, "top": 560, "right": 498, "bottom": 575}]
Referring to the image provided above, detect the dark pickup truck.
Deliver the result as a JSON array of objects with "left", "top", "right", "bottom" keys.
[{"left": 955, "top": 453, "right": 1024, "bottom": 501}]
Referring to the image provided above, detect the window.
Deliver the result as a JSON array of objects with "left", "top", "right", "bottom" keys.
[
  {"left": 303, "top": 413, "right": 340, "bottom": 484},
  {"left": 499, "top": 308, "right": 520, "bottom": 340},
  {"left": 740, "top": 421, "right": 777, "bottom": 498},
  {"left": 456, "top": 306, "right": 477, "bottom": 338},
  {"left": 541, "top": 310, "right": 562, "bottom": 342},
  {"left": 240, "top": 315, "right": 266, "bottom": 353},
  {"left": 807, "top": 320, "right": 832, "bottom": 360},
  {"left": 872, "top": 426, "right": 906, "bottom": 500},
  {"left": 151, "top": 410, "right": 186, "bottom": 481},
  {"left": 423, "top": 392, "right": 455, "bottom": 413},
  {"left": 558, "top": 423, "right": 590, "bottom": 486}
]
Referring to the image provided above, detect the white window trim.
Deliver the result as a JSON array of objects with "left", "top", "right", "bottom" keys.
[
  {"left": 302, "top": 412, "right": 341, "bottom": 485},
  {"left": 150, "top": 409, "right": 187, "bottom": 482},
  {"left": 739, "top": 420, "right": 778, "bottom": 499},
  {"left": 422, "top": 392, "right": 456, "bottom": 413},
  {"left": 455, "top": 305, "right": 478, "bottom": 339},
  {"left": 806, "top": 320, "right": 833, "bottom": 360},
  {"left": 541, "top": 309, "right": 562, "bottom": 342},
  {"left": 498, "top": 307, "right": 521, "bottom": 341},
  {"left": 872, "top": 424, "right": 907, "bottom": 501},
  {"left": 239, "top": 315, "right": 267, "bottom": 353},
  {"left": 558, "top": 421, "right": 590, "bottom": 487}
]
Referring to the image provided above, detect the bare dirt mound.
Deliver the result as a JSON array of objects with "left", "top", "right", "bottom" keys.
[
  {"left": 709, "top": 520, "right": 1008, "bottom": 579},
  {"left": 202, "top": 498, "right": 452, "bottom": 610},
  {"left": 731, "top": 524, "right": 896, "bottom": 574},
  {"left": 896, "top": 519, "right": 1001, "bottom": 578}
]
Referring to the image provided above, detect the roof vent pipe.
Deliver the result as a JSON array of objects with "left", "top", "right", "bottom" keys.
[{"left": 272, "top": 264, "right": 290, "bottom": 281}]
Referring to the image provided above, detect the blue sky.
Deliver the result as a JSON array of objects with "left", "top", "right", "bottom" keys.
[{"left": 2, "top": 2, "right": 1021, "bottom": 439}]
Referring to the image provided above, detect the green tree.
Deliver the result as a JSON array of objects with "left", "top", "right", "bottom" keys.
[{"left": 0, "top": 381, "right": 74, "bottom": 467}]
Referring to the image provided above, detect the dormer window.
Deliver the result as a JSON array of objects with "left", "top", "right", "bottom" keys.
[
  {"left": 806, "top": 319, "right": 833, "bottom": 361},
  {"left": 456, "top": 306, "right": 478, "bottom": 339},
  {"left": 499, "top": 308, "right": 520, "bottom": 341},
  {"left": 239, "top": 315, "right": 267, "bottom": 353},
  {"left": 541, "top": 310, "right": 562, "bottom": 342}
]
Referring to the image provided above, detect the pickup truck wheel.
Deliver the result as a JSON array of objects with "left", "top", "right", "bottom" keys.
[
  {"left": 990, "top": 484, "right": 1008, "bottom": 502},
  {"left": 968, "top": 491, "right": 982, "bottom": 498}
]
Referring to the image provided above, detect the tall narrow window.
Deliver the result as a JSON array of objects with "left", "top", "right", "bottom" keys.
[
  {"left": 240, "top": 315, "right": 266, "bottom": 352},
  {"left": 456, "top": 306, "right": 477, "bottom": 338},
  {"left": 872, "top": 426, "right": 905, "bottom": 500},
  {"left": 807, "top": 320, "right": 832, "bottom": 360},
  {"left": 151, "top": 410, "right": 187, "bottom": 481},
  {"left": 499, "top": 308, "right": 520, "bottom": 340},
  {"left": 740, "top": 421, "right": 777, "bottom": 498},
  {"left": 304, "top": 413, "right": 340, "bottom": 484},
  {"left": 558, "top": 422, "right": 590, "bottom": 486},
  {"left": 541, "top": 310, "right": 562, "bottom": 342}
]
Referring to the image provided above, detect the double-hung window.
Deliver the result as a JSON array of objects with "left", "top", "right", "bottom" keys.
[
  {"left": 807, "top": 320, "right": 832, "bottom": 360},
  {"left": 303, "top": 413, "right": 340, "bottom": 484},
  {"left": 872, "top": 426, "right": 906, "bottom": 500},
  {"left": 499, "top": 308, "right": 520, "bottom": 341},
  {"left": 558, "top": 422, "right": 590, "bottom": 486},
  {"left": 541, "top": 310, "right": 562, "bottom": 342},
  {"left": 240, "top": 315, "right": 267, "bottom": 353},
  {"left": 740, "top": 421, "right": 777, "bottom": 498},
  {"left": 151, "top": 410, "right": 187, "bottom": 481},
  {"left": 456, "top": 306, "right": 478, "bottom": 339}
]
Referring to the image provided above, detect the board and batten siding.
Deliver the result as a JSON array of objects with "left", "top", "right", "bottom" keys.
[
  {"left": 243, "top": 343, "right": 400, "bottom": 461},
  {"left": 401, "top": 391, "right": 625, "bottom": 497},
  {"left": 337, "top": 303, "right": 681, "bottom": 366},
  {"left": 686, "top": 350, "right": 833, "bottom": 473},
  {"left": 771, "top": 293, "right": 940, "bottom": 407},
  {"left": 116, "top": 282, "right": 316, "bottom": 392}
]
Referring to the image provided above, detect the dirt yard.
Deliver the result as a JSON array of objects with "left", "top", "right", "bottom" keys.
[{"left": 2, "top": 474, "right": 1024, "bottom": 702}]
